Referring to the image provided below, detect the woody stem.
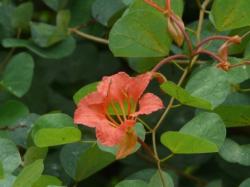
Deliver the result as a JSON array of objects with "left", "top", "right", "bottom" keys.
[
  {"left": 151, "top": 54, "right": 188, "bottom": 72},
  {"left": 193, "top": 49, "right": 223, "bottom": 63},
  {"left": 196, "top": 35, "right": 233, "bottom": 49}
]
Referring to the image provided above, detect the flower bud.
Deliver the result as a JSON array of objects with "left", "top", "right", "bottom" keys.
[{"left": 167, "top": 15, "right": 185, "bottom": 46}]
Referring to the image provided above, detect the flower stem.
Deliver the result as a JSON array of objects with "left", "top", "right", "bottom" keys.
[
  {"left": 69, "top": 28, "right": 109, "bottom": 45},
  {"left": 160, "top": 153, "right": 174, "bottom": 163},
  {"left": 196, "top": 35, "right": 232, "bottom": 49},
  {"left": 138, "top": 118, "right": 152, "bottom": 132},
  {"left": 151, "top": 54, "right": 188, "bottom": 72}
]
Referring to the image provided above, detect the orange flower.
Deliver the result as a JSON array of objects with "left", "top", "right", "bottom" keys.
[{"left": 74, "top": 72, "right": 164, "bottom": 159}]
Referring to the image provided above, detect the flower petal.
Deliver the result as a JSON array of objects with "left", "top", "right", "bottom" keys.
[
  {"left": 97, "top": 72, "right": 131, "bottom": 101},
  {"left": 116, "top": 129, "right": 137, "bottom": 159},
  {"left": 74, "top": 92, "right": 107, "bottom": 128},
  {"left": 128, "top": 72, "right": 152, "bottom": 101},
  {"left": 96, "top": 123, "right": 125, "bottom": 146},
  {"left": 132, "top": 93, "right": 164, "bottom": 116}
]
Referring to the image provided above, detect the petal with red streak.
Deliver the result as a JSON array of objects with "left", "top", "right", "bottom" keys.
[
  {"left": 132, "top": 93, "right": 164, "bottom": 116},
  {"left": 97, "top": 72, "right": 131, "bottom": 101},
  {"left": 128, "top": 72, "right": 152, "bottom": 101}
]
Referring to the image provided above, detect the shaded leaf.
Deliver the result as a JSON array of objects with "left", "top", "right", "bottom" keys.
[
  {"left": 60, "top": 143, "right": 115, "bottom": 181},
  {"left": 11, "top": 2, "right": 33, "bottom": 29},
  {"left": 2, "top": 37, "right": 76, "bottom": 59},
  {"left": 213, "top": 105, "right": 250, "bottom": 127},
  {"left": 92, "top": 0, "right": 126, "bottom": 27},
  {"left": 0, "top": 138, "right": 21, "bottom": 173},
  {"left": 219, "top": 138, "right": 250, "bottom": 166},
  {"left": 185, "top": 66, "right": 230, "bottom": 108},
  {"left": 2, "top": 52, "right": 34, "bottom": 97},
  {"left": 0, "top": 100, "right": 29, "bottom": 127}
]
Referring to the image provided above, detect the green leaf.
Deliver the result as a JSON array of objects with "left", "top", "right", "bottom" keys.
[
  {"left": 161, "top": 112, "right": 226, "bottom": 154},
  {"left": 31, "top": 113, "right": 81, "bottom": 147},
  {"left": 127, "top": 57, "right": 160, "bottom": 73},
  {"left": 116, "top": 170, "right": 174, "bottom": 187},
  {"left": 160, "top": 81, "right": 212, "bottom": 110},
  {"left": 148, "top": 171, "right": 174, "bottom": 187},
  {"left": 2, "top": 52, "right": 34, "bottom": 97},
  {"left": 60, "top": 143, "right": 115, "bottom": 181},
  {"left": 185, "top": 66, "right": 230, "bottom": 108},
  {"left": 56, "top": 10, "right": 70, "bottom": 33},
  {"left": 211, "top": 0, "right": 250, "bottom": 31},
  {"left": 116, "top": 180, "right": 148, "bottom": 187},
  {"left": 69, "top": 0, "right": 93, "bottom": 27},
  {"left": 244, "top": 40, "right": 250, "bottom": 59},
  {"left": 180, "top": 112, "right": 226, "bottom": 148},
  {"left": 161, "top": 131, "right": 218, "bottom": 154},
  {"left": 206, "top": 180, "right": 222, "bottom": 187},
  {"left": 227, "top": 57, "right": 250, "bottom": 84},
  {"left": 0, "top": 138, "right": 21, "bottom": 173},
  {"left": 0, "top": 175, "right": 16, "bottom": 187},
  {"left": 240, "top": 178, "right": 250, "bottom": 187},
  {"left": 2, "top": 37, "right": 76, "bottom": 59},
  {"left": 109, "top": 0, "right": 172, "bottom": 57},
  {"left": 13, "top": 159, "right": 44, "bottom": 187},
  {"left": 32, "top": 175, "right": 62, "bottom": 187},
  {"left": 219, "top": 138, "right": 250, "bottom": 166},
  {"left": 0, "top": 162, "right": 4, "bottom": 179},
  {"left": 11, "top": 2, "right": 33, "bottom": 29},
  {"left": 24, "top": 146, "right": 48, "bottom": 166},
  {"left": 92, "top": 0, "right": 126, "bottom": 27},
  {"left": 0, "top": 100, "right": 29, "bottom": 127},
  {"left": 73, "top": 82, "right": 98, "bottom": 104},
  {"left": 30, "top": 22, "right": 67, "bottom": 48},
  {"left": 42, "top": 0, "right": 68, "bottom": 11},
  {"left": 213, "top": 105, "right": 250, "bottom": 127}
]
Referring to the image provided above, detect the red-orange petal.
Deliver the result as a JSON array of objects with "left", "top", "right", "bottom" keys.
[
  {"left": 74, "top": 92, "right": 107, "bottom": 128},
  {"left": 132, "top": 93, "right": 164, "bottom": 116},
  {"left": 96, "top": 123, "right": 125, "bottom": 146},
  {"left": 97, "top": 72, "right": 131, "bottom": 101},
  {"left": 127, "top": 72, "right": 152, "bottom": 101}
]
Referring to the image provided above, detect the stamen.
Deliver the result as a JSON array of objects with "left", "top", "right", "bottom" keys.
[
  {"left": 118, "top": 100, "right": 127, "bottom": 121},
  {"left": 106, "top": 112, "right": 119, "bottom": 127},
  {"left": 110, "top": 99, "right": 124, "bottom": 124}
]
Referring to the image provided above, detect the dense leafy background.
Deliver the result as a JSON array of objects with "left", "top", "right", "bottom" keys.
[{"left": 0, "top": 0, "right": 250, "bottom": 187}]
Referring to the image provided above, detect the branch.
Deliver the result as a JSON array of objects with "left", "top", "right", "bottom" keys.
[{"left": 69, "top": 28, "right": 109, "bottom": 45}]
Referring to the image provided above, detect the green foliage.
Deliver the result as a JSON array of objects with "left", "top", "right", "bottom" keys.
[
  {"left": 0, "top": 100, "right": 29, "bottom": 127},
  {"left": 219, "top": 138, "right": 250, "bottom": 166},
  {"left": 60, "top": 143, "right": 115, "bottom": 181},
  {"left": 0, "top": 138, "right": 21, "bottom": 174},
  {"left": 185, "top": 66, "right": 231, "bottom": 108},
  {"left": 73, "top": 82, "right": 98, "bottom": 104},
  {"left": 13, "top": 159, "right": 44, "bottom": 187},
  {"left": 31, "top": 113, "right": 81, "bottom": 147},
  {"left": 161, "top": 81, "right": 212, "bottom": 110},
  {"left": 1, "top": 52, "right": 34, "bottom": 97},
  {"left": 0, "top": 0, "right": 250, "bottom": 186},
  {"left": 116, "top": 170, "right": 174, "bottom": 187},
  {"left": 211, "top": 0, "right": 250, "bottom": 31},
  {"left": 213, "top": 105, "right": 250, "bottom": 127},
  {"left": 161, "top": 112, "right": 226, "bottom": 154},
  {"left": 11, "top": 2, "right": 33, "bottom": 29}
]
